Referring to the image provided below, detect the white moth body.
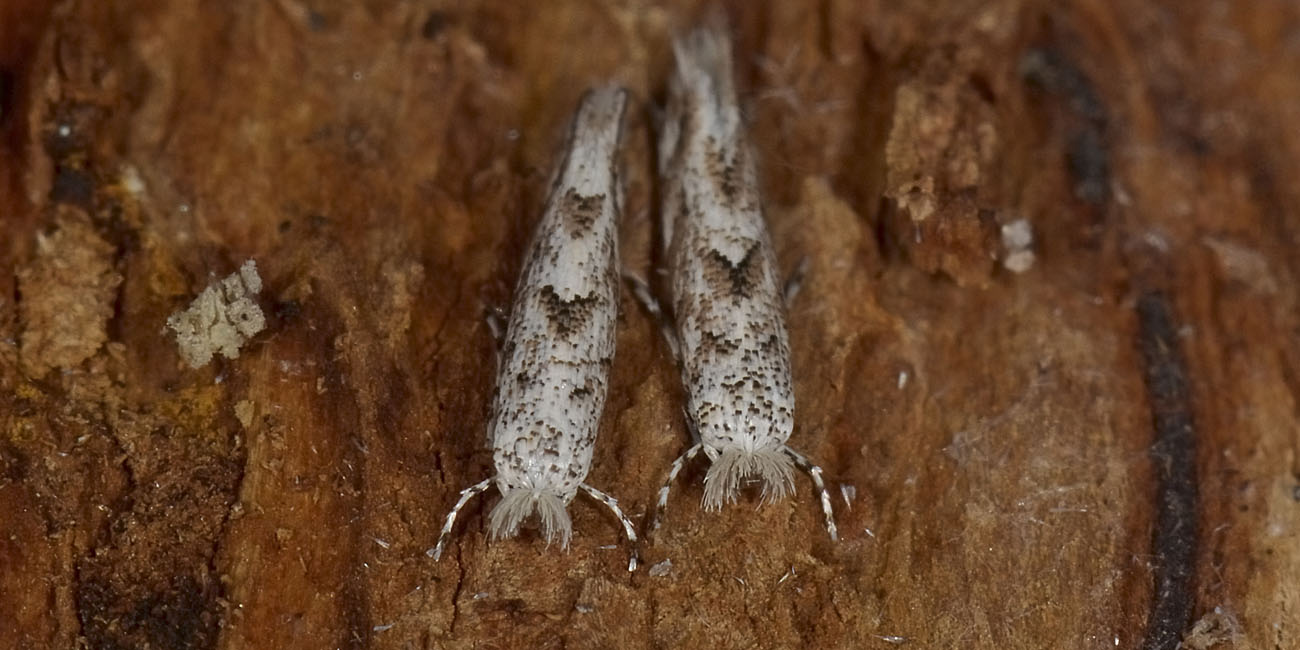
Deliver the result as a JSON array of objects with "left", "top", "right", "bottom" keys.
[
  {"left": 432, "top": 87, "right": 638, "bottom": 570},
  {"left": 651, "top": 27, "right": 837, "bottom": 541}
]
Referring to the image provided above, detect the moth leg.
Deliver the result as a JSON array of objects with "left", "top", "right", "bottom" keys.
[
  {"left": 683, "top": 406, "right": 703, "bottom": 445},
  {"left": 623, "top": 271, "right": 681, "bottom": 363},
  {"left": 428, "top": 477, "right": 495, "bottom": 561},
  {"left": 484, "top": 306, "right": 507, "bottom": 342},
  {"left": 483, "top": 302, "right": 509, "bottom": 359},
  {"left": 580, "top": 484, "right": 640, "bottom": 572},
  {"left": 649, "top": 443, "right": 704, "bottom": 542},
  {"left": 783, "top": 255, "right": 810, "bottom": 308},
  {"left": 782, "top": 446, "right": 839, "bottom": 542}
]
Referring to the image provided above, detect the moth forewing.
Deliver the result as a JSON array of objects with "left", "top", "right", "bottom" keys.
[{"left": 432, "top": 86, "right": 639, "bottom": 571}]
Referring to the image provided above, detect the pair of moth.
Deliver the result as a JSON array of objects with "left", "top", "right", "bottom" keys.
[{"left": 430, "top": 28, "right": 837, "bottom": 572}]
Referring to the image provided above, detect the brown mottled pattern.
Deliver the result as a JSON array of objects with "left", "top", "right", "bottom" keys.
[
  {"left": 704, "top": 136, "right": 756, "bottom": 211},
  {"left": 562, "top": 188, "right": 606, "bottom": 236},
  {"left": 700, "top": 241, "right": 763, "bottom": 299}
]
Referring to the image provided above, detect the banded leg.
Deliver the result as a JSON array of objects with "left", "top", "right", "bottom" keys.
[
  {"left": 623, "top": 272, "right": 681, "bottom": 363},
  {"left": 683, "top": 406, "right": 703, "bottom": 445},
  {"left": 783, "top": 256, "right": 810, "bottom": 308},
  {"left": 580, "top": 484, "right": 640, "bottom": 572},
  {"left": 782, "top": 446, "right": 839, "bottom": 542},
  {"left": 428, "top": 477, "right": 495, "bottom": 561},
  {"left": 648, "top": 443, "right": 704, "bottom": 542}
]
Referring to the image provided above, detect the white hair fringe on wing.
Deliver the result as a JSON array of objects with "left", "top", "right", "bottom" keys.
[
  {"left": 487, "top": 488, "right": 574, "bottom": 550},
  {"left": 673, "top": 24, "right": 733, "bottom": 96},
  {"left": 701, "top": 447, "right": 796, "bottom": 511},
  {"left": 671, "top": 25, "right": 739, "bottom": 132}
]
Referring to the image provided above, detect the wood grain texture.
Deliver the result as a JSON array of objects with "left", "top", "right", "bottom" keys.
[{"left": 1, "top": 1, "right": 1297, "bottom": 648}]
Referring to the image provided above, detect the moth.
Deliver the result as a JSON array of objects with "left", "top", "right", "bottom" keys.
[
  {"left": 637, "top": 26, "right": 838, "bottom": 542},
  {"left": 430, "top": 86, "right": 639, "bottom": 571}
]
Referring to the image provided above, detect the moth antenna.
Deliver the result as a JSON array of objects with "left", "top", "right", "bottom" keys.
[
  {"left": 429, "top": 477, "right": 496, "bottom": 561},
  {"left": 783, "top": 446, "right": 839, "bottom": 542},
  {"left": 648, "top": 443, "right": 704, "bottom": 542},
  {"left": 580, "top": 483, "right": 641, "bottom": 572}
]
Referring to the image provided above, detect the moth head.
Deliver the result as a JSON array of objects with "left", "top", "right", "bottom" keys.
[
  {"left": 700, "top": 446, "right": 796, "bottom": 511},
  {"left": 488, "top": 484, "right": 575, "bottom": 550}
]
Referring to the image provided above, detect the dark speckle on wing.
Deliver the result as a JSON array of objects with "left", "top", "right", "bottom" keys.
[
  {"left": 538, "top": 285, "right": 601, "bottom": 338},
  {"left": 562, "top": 188, "right": 605, "bottom": 237},
  {"left": 702, "top": 242, "right": 762, "bottom": 299}
]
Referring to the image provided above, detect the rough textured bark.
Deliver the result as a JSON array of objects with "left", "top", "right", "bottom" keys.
[{"left": 1, "top": 1, "right": 1297, "bottom": 648}]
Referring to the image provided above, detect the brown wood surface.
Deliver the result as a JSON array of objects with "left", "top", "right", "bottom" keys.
[{"left": 1, "top": 1, "right": 1298, "bottom": 648}]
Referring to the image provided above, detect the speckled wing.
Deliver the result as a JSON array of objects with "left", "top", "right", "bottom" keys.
[
  {"left": 490, "top": 86, "right": 627, "bottom": 500},
  {"left": 660, "top": 29, "right": 796, "bottom": 453}
]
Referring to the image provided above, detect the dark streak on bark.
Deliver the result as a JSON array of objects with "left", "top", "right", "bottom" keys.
[
  {"left": 1020, "top": 46, "right": 1111, "bottom": 206},
  {"left": 0, "top": 68, "right": 13, "bottom": 127},
  {"left": 312, "top": 305, "right": 374, "bottom": 650},
  {"left": 1135, "top": 291, "right": 1198, "bottom": 650},
  {"left": 449, "top": 542, "right": 468, "bottom": 635},
  {"left": 1026, "top": 33, "right": 1199, "bottom": 650},
  {"left": 1020, "top": 48, "right": 1107, "bottom": 126},
  {"left": 342, "top": 408, "right": 373, "bottom": 649}
]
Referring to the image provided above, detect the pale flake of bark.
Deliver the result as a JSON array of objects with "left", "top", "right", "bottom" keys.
[{"left": 167, "top": 259, "right": 266, "bottom": 368}]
